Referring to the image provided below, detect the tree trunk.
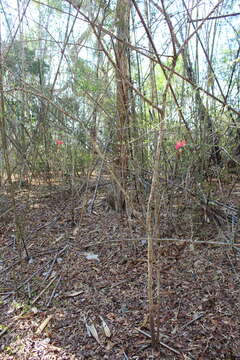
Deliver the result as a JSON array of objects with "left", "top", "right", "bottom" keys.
[{"left": 113, "top": 0, "right": 131, "bottom": 212}]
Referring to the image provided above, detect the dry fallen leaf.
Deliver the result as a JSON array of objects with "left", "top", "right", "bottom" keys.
[
  {"left": 99, "top": 315, "right": 111, "bottom": 338},
  {"left": 139, "top": 313, "right": 148, "bottom": 329},
  {"left": 36, "top": 315, "right": 53, "bottom": 335},
  {"left": 85, "top": 320, "right": 101, "bottom": 345},
  {"left": 73, "top": 226, "right": 79, "bottom": 236},
  {"left": 64, "top": 290, "right": 84, "bottom": 298},
  {"left": 105, "top": 340, "right": 115, "bottom": 351}
]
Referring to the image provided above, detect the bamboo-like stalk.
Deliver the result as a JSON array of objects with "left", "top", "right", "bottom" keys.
[{"left": 0, "top": 11, "right": 29, "bottom": 261}]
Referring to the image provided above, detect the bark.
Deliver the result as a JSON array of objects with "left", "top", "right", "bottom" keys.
[{"left": 113, "top": 0, "right": 131, "bottom": 212}]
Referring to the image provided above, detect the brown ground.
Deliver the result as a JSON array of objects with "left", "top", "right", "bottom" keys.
[{"left": 0, "top": 180, "right": 239, "bottom": 359}]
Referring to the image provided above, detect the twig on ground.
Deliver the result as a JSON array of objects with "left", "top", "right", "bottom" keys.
[
  {"left": 2, "top": 263, "right": 50, "bottom": 300},
  {"left": 180, "top": 313, "right": 204, "bottom": 331},
  {"left": 43, "top": 244, "right": 68, "bottom": 280},
  {"left": 0, "top": 276, "right": 57, "bottom": 338},
  {"left": 46, "top": 276, "right": 61, "bottom": 307},
  {"left": 135, "top": 328, "right": 181, "bottom": 355},
  {"left": 32, "top": 275, "right": 57, "bottom": 304},
  {"left": 226, "top": 250, "right": 239, "bottom": 277}
]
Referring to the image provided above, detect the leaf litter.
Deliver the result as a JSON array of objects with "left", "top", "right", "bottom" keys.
[{"left": 0, "top": 181, "right": 239, "bottom": 359}]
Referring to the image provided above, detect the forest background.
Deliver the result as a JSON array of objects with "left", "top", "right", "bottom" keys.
[{"left": 0, "top": 0, "right": 240, "bottom": 358}]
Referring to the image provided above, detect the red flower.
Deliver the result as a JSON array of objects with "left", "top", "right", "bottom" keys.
[
  {"left": 56, "top": 140, "right": 64, "bottom": 145},
  {"left": 175, "top": 140, "right": 186, "bottom": 150}
]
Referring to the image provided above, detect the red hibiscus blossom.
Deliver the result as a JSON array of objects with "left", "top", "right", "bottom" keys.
[{"left": 175, "top": 140, "right": 187, "bottom": 150}]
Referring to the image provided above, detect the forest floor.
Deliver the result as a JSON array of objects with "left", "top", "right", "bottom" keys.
[{"left": 0, "top": 178, "right": 240, "bottom": 360}]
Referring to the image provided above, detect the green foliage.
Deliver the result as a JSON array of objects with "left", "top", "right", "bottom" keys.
[
  {"left": 64, "top": 145, "right": 93, "bottom": 175},
  {"left": 33, "top": 0, "right": 66, "bottom": 14},
  {"left": 5, "top": 41, "right": 49, "bottom": 81},
  {"left": 72, "top": 58, "right": 103, "bottom": 96}
]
